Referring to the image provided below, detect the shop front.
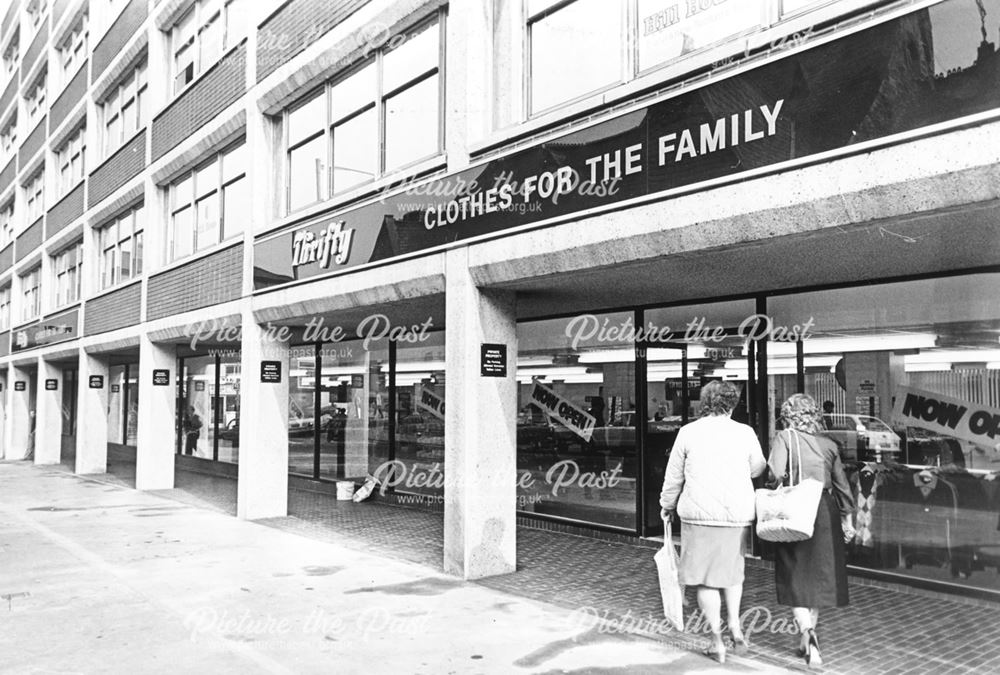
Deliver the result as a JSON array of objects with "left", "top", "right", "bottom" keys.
[{"left": 247, "top": 0, "right": 1000, "bottom": 589}]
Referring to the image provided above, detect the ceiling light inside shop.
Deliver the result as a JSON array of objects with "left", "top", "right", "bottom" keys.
[
  {"left": 767, "top": 333, "right": 937, "bottom": 356},
  {"left": 905, "top": 349, "right": 1000, "bottom": 364}
]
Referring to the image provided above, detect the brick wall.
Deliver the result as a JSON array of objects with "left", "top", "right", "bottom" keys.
[
  {"left": 0, "top": 243, "right": 12, "bottom": 274},
  {"left": 49, "top": 61, "right": 87, "bottom": 133},
  {"left": 46, "top": 181, "right": 85, "bottom": 238},
  {"left": 0, "top": 77, "right": 16, "bottom": 117},
  {"left": 89, "top": 130, "right": 145, "bottom": 206},
  {"left": 0, "top": 157, "right": 14, "bottom": 195},
  {"left": 147, "top": 244, "right": 243, "bottom": 320},
  {"left": 15, "top": 216, "right": 43, "bottom": 263},
  {"left": 1, "top": 2, "right": 17, "bottom": 41},
  {"left": 84, "top": 281, "right": 141, "bottom": 335},
  {"left": 19, "top": 116, "right": 46, "bottom": 168},
  {"left": 257, "top": 0, "right": 372, "bottom": 82},
  {"left": 151, "top": 41, "right": 247, "bottom": 162},
  {"left": 92, "top": 0, "right": 148, "bottom": 83},
  {"left": 22, "top": 23, "right": 49, "bottom": 81}
]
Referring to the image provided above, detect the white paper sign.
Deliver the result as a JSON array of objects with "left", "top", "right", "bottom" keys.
[
  {"left": 891, "top": 385, "right": 1000, "bottom": 447},
  {"left": 529, "top": 381, "right": 596, "bottom": 442}
]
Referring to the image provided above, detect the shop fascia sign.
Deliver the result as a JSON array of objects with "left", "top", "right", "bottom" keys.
[
  {"left": 12, "top": 309, "right": 79, "bottom": 352},
  {"left": 254, "top": 0, "right": 999, "bottom": 290},
  {"left": 290, "top": 220, "right": 355, "bottom": 270}
]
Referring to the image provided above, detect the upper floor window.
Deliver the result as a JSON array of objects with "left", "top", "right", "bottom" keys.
[
  {"left": 0, "top": 113, "right": 16, "bottom": 153},
  {"left": 26, "top": 0, "right": 47, "bottom": 31},
  {"left": 20, "top": 266, "right": 40, "bottom": 322},
  {"left": 0, "top": 285, "right": 11, "bottom": 331},
  {"left": 285, "top": 14, "right": 443, "bottom": 213},
  {"left": 0, "top": 200, "right": 13, "bottom": 249},
  {"left": 25, "top": 72, "right": 46, "bottom": 125},
  {"left": 52, "top": 240, "right": 82, "bottom": 308},
  {"left": 167, "top": 141, "right": 246, "bottom": 262},
  {"left": 171, "top": 0, "right": 246, "bottom": 95},
  {"left": 56, "top": 125, "right": 86, "bottom": 197},
  {"left": 2, "top": 33, "right": 18, "bottom": 77},
  {"left": 97, "top": 204, "right": 143, "bottom": 290},
  {"left": 102, "top": 60, "right": 147, "bottom": 158},
  {"left": 24, "top": 170, "right": 43, "bottom": 222},
  {"left": 528, "top": 0, "right": 623, "bottom": 115},
  {"left": 59, "top": 14, "right": 88, "bottom": 84}
]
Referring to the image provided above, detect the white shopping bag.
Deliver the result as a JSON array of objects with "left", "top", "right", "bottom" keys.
[{"left": 654, "top": 520, "right": 684, "bottom": 631}]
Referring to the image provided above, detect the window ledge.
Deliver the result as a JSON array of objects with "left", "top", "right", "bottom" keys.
[
  {"left": 153, "top": 237, "right": 243, "bottom": 279},
  {"left": 87, "top": 277, "right": 142, "bottom": 303},
  {"left": 44, "top": 301, "right": 81, "bottom": 320},
  {"left": 262, "top": 153, "right": 448, "bottom": 238}
]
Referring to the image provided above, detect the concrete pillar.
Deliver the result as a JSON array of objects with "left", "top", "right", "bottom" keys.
[
  {"left": 0, "top": 368, "right": 7, "bottom": 459},
  {"left": 443, "top": 247, "right": 517, "bottom": 580},
  {"left": 135, "top": 335, "right": 176, "bottom": 490},
  {"left": 6, "top": 365, "right": 34, "bottom": 460},
  {"left": 76, "top": 349, "right": 109, "bottom": 474},
  {"left": 34, "top": 358, "right": 63, "bottom": 465},
  {"left": 236, "top": 311, "right": 290, "bottom": 520}
]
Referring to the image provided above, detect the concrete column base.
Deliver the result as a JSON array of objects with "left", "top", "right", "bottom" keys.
[
  {"left": 443, "top": 247, "right": 518, "bottom": 580},
  {"left": 35, "top": 358, "right": 64, "bottom": 465},
  {"left": 135, "top": 336, "right": 176, "bottom": 490},
  {"left": 76, "top": 349, "right": 110, "bottom": 474},
  {"left": 237, "top": 311, "right": 291, "bottom": 520}
]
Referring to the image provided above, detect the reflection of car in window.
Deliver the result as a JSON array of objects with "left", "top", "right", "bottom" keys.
[
  {"left": 822, "top": 413, "right": 900, "bottom": 462},
  {"left": 900, "top": 426, "right": 966, "bottom": 467}
]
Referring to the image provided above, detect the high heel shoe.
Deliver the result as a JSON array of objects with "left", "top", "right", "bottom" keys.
[
  {"left": 803, "top": 628, "right": 822, "bottom": 667},
  {"left": 728, "top": 626, "right": 750, "bottom": 656},
  {"left": 703, "top": 630, "right": 726, "bottom": 664}
]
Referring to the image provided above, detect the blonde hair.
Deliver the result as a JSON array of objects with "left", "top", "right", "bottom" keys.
[
  {"left": 700, "top": 381, "right": 740, "bottom": 417},
  {"left": 780, "top": 393, "right": 823, "bottom": 434}
]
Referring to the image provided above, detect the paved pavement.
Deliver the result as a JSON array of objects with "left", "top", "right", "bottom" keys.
[
  {"left": 0, "top": 461, "right": 782, "bottom": 675},
  {"left": 19, "top": 457, "right": 1000, "bottom": 673}
]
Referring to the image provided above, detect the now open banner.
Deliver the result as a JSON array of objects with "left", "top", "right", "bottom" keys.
[
  {"left": 529, "top": 381, "right": 596, "bottom": 442},
  {"left": 891, "top": 386, "right": 1000, "bottom": 447}
]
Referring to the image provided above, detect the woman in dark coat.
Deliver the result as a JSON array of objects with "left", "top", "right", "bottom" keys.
[{"left": 767, "top": 394, "right": 855, "bottom": 667}]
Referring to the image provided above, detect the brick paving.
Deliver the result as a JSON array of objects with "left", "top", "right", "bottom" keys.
[{"left": 94, "top": 460, "right": 1000, "bottom": 674}]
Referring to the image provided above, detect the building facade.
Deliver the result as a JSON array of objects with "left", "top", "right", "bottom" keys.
[{"left": 0, "top": 0, "right": 999, "bottom": 596}]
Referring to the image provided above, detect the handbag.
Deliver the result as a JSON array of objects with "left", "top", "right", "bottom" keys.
[
  {"left": 654, "top": 519, "right": 684, "bottom": 630},
  {"left": 755, "top": 429, "right": 824, "bottom": 542}
]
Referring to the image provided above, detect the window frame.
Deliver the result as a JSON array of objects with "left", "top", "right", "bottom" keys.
[
  {"left": 20, "top": 266, "right": 41, "bottom": 323},
  {"left": 282, "top": 11, "right": 446, "bottom": 214},
  {"left": 26, "top": 0, "right": 47, "bottom": 30},
  {"left": 0, "top": 285, "right": 11, "bottom": 331},
  {"left": 52, "top": 240, "right": 83, "bottom": 309},
  {"left": 58, "top": 14, "right": 88, "bottom": 85},
  {"left": 2, "top": 33, "right": 18, "bottom": 76},
  {"left": 0, "top": 113, "right": 16, "bottom": 153},
  {"left": 56, "top": 124, "right": 86, "bottom": 198},
  {"left": 170, "top": 0, "right": 246, "bottom": 96},
  {"left": 25, "top": 72, "right": 47, "bottom": 125},
  {"left": 167, "top": 140, "right": 245, "bottom": 263},
  {"left": 97, "top": 204, "right": 144, "bottom": 291},
  {"left": 24, "top": 170, "right": 44, "bottom": 222},
  {"left": 101, "top": 60, "right": 148, "bottom": 159},
  {"left": 0, "top": 200, "right": 14, "bottom": 249}
]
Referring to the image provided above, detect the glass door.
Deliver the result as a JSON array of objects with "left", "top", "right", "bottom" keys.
[{"left": 639, "top": 342, "right": 689, "bottom": 537}]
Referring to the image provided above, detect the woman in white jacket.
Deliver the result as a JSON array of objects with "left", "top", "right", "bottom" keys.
[{"left": 660, "top": 381, "right": 766, "bottom": 663}]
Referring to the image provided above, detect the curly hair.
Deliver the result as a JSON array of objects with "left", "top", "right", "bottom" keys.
[
  {"left": 780, "top": 393, "right": 824, "bottom": 434},
  {"left": 699, "top": 381, "right": 741, "bottom": 417}
]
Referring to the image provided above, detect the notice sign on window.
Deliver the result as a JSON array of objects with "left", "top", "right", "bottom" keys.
[
  {"left": 529, "top": 381, "right": 596, "bottom": 442},
  {"left": 891, "top": 385, "right": 1000, "bottom": 447},
  {"left": 480, "top": 343, "right": 507, "bottom": 377},
  {"left": 152, "top": 369, "right": 170, "bottom": 386},
  {"left": 45, "top": 379, "right": 58, "bottom": 391},
  {"left": 260, "top": 361, "right": 282, "bottom": 383},
  {"left": 89, "top": 375, "right": 104, "bottom": 389}
]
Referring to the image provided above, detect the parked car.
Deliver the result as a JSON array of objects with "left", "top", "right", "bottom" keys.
[
  {"left": 900, "top": 426, "right": 965, "bottom": 467},
  {"left": 822, "top": 413, "right": 900, "bottom": 462}
]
